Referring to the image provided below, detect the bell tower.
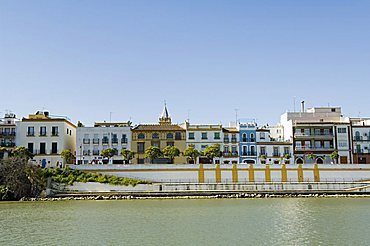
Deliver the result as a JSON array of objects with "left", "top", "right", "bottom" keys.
[{"left": 159, "top": 102, "right": 172, "bottom": 125}]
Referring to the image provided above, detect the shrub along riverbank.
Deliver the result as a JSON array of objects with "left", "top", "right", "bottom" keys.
[{"left": 0, "top": 157, "right": 151, "bottom": 201}]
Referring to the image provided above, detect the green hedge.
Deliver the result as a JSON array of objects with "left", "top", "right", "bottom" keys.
[{"left": 42, "top": 167, "right": 151, "bottom": 186}]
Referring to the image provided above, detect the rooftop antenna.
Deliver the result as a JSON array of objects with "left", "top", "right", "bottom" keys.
[{"left": 235, "top": 108, "right": 239, "bottom": 125}]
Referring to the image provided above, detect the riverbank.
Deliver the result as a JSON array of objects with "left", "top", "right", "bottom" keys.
[{"left": 18, "top": 191, "right": 370, "bottom": 201}]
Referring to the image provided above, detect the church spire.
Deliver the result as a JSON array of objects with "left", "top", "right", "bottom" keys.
[{"left": 159, "top": 101, "right": 171, "bottom": 125}]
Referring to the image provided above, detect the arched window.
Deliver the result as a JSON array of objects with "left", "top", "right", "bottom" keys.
[
  {"left": 138, "top": 133, "right": 145, "bottom": 139},
  {"left": 250, "top": 146, "right": 255, "bottom": 155},
  {"left": 167, "top": 133, "right": 173, "bottom": 139},
  {"left": 152, "top": 133, "right": 159, "bottom": 139},
  {"left": 175, "top": 132, "right": 182, "bottom": 140},
  {"left": 296, "top": 158, "right": 303, "bottom": 164},
  {"left": 242, "top": 133, "right": 247, "bottom": 142},
  {"left": 355, "top": 131, "right": 361, "bottom": 140},
  {"left": 250, "top": 133, "right": 255, "bottom": 142}
]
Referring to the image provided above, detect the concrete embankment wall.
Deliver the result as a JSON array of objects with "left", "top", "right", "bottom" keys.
[
  {"left": 59, "top": 182, "right": 370, "bottom": 194},
  {"left": 70, "top": 164, "right": 370, "bottom": 183}
]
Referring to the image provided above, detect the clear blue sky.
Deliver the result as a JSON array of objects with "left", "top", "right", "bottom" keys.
[{"left": 1, "top": 1, "right": 369, "bottom": 126}]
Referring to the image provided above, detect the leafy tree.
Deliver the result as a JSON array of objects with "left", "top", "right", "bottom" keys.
[
  {"left": 259, "top": 154, "right": 267, "bottom": 164},
  {"left": 144, "top": 146, "right": 163, "bottom": 163},
  {"left": 203, "top": 144, "right": 222, "bottom": 164},
  {"left": 11, "top": 146, "right": 34, "bottom": 160},
  {"left": 162, "top": 146, "right": 180, "bottom": 163},
  {"left": 61, "top": 149, "right": 75, "bottom": 164},
  {"left": 330, "top": 151, "right": 339, "bottom": 164},
  {"left": 0, "top": 157, "right": 45, "bottom": 200},
  {"left": 0, "top": 147, "right": 9, "bottom": 159},
  {"left": 306, "top": 152, "right": 316, "bottom": 163},
  {"left": 121, "top": 149, "right": 135, "bottom": 164},
  {"left": 284, "top": 154, "right": 291, "bottom": 164},
  {"left": 100, "top": 148, "right": 116, "bottom": 164},
  {"left": 183, "top": 146, "right": 200, "bottom": 164}
]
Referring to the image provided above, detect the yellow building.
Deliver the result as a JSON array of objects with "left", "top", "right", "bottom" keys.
[{"left": 131, "top": 105, "right": 187, "bottom": 164}]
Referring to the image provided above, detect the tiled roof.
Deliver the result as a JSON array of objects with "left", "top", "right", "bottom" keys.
[{"left": 133, "top": 124, "right": 185, "bottom": 131}]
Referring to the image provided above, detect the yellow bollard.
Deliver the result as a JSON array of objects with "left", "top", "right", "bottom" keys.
[
  {"left": 281, "top": 164, "right": 288, "bottom": 182},
  {"left": 313, "top": 163, "right": 320, "bottom": 182},
  {"left": 198, "top": 164, "right": 205, "bottom": 183},
  {"left": 249, "top": 164, "right": 255, "bottom": 183},
  {"left": 232, "top": 164, "right": 238, "bottom": 183},
  {"left": 215, "top": 164, "right": 221, "bottom": 183},
  {"left": 297, "top": 164, "right": 304, "bottom": 182},
  {"left": 265, "top": 164, "right": 271, "bottom": 183}
]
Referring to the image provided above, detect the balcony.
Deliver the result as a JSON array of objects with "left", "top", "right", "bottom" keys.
[
  {"left": 121, "top": 138, "right": 128, "bottom": 144},
  {"left": 39, "top": 132, "right": 47, "bottom": 137},
  {"left": 0, "top": 132, "right": 16, "bottom": 137},
  {"left": 295, "top": 146, "right": 334, "bottom": 151},
  {"left": 0, "top": 142, "right": 15, "bottom": 147},
  {"left": 102, "top": 138, "right": 109, "bottom": 145},
  {"left": 272, "top": 153, "right": 281, "bottom": 157},
  {"left": 51, "top": 132, "right": 59, "bottom": 137},
  {"left": 112, "top": 138, "right": 118, "bottom": 144},
  {"left": 353, "top": 136, "right": 370, "bottom": 141},
  {"left": 242, "top": 138, "right": 247, "bottom": 142},
  {"left": 83, "top": 139, "right": 90, "bottom": 144},
  {"left": 242, "top": 151, "right": 256, "bottom": 156},
  {"left": 93, "top": 139, "right": 99, "bottom": 144},
  {"left": 224, "top": 138, "right": 229, "bottom": 143},
  {"left": 92, "top": 150, "right": 100, "bottom": 155},
  {"left": 250, "top": 138, "right": 255, "bottom": 142},
  {"left": 27, "top": 132, "right": 35, "bottom": 137},
  {"left": 295, "top": 132, "right": 333, "bottom": 138},
  {"left": 223, "top": 151, "right": 239, "bottom": 157},
  {"left": 231, "top": 138, "right": 237, "bottom": 143}
]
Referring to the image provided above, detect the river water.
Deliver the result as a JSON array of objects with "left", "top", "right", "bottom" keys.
[{"left": 1, "top": 198, "right": 370, "bottom": 246}]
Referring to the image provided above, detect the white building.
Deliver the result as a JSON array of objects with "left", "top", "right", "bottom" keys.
[
  {"left": 350, "top": 118, "right": 370, "bottom": 164},
  {"left": 222, "top": 126, "right": 239, "bottom": 164},
  {"left": 16, "top": 111, "right": 76, "bottom": 167},
  {"left": 185, "top": 123, "right": 223, "bottom": 164},
  {"left": 256, "top": 126, "right": 293, "bottom": 165},
  {"left": 76, "top": 122, "right": 132, "bottom": 164},
  {"left": 280, "top": 105, "right": 351, "bottom": 164}
]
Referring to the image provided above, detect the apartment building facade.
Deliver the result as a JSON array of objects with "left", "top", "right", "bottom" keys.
[{"left": 76, "top": 122, "right": 131, "bottom": 164}]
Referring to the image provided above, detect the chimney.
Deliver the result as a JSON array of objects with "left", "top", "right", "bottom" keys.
[{"left": 301, "top": 100, "right": 305, "bottom": 112}]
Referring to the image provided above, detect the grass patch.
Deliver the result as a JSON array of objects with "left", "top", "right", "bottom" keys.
[{"left": 42, "top": 167, "right": 151, "bottom": 186}]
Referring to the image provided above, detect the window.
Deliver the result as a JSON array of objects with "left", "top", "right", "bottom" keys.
[
  {"left": 260, "top": 147, "right": 266, "bottom": 155},
  {"left": 201, "top": 132, "right": 207, "bottom": 140},
  {"left": 231, "top": 146, "right": 237, "bottom": 154},
  {"left": 138, "top": 133, "right": 145, "bottom": 139},
  {"left": 339, "top": 141, "right": 347, "bottom": 147},
  {"left": 52, "top": 126, "right": 59, "bottom": 136},
  {"left": 315, "top": 141, "right": 321, "bottom": 148},
  {"left": 40, "top": 126, "right": 46, "bottom": 136},
  {"left": 167, "top": 133, "right": 173, "bottom": 139},
  {"left": 242, "top": 133, "right": 247, "bottom": 142},
  {"left": 324, "top": 141, "right": 331, "bottom": 149},
  {"left": 51, "top": 142, "right": 58, "bottom": 154},
  {"left": 305, "top": 129, "right": 311, "bottom": 136},
  {"left": 93, "top": 146, "right": 99, "bottom": 155},
  {"left": 102, "top": 134, "right": 109, "bottom": 144},
  {"left": 260, "top": 132, "right": 265, "bottom": 139},
  {"left": 137, "top": 143, "right": 145, "bottom": 153},
  {"left": 284, "top": 147, "right": 290, "bottom": 155},
  {"left": 28, "top": 143, "right": 34, "bottom": 154},
  {"left": 273, "top": 147, "right": 279, "bottom": 156},
  {"left": 152, "top": 133, "right": 159, "bottom": 139},
  {"left": 175, "top": 132, "right": 182, "bottom": 140},
  {"left": 40, "top": 143, "right": 46, "bottom": 154},
  {"left": 250, "top": 133, "right": 255, "bottom": 142},
  {"left": 250, "top": 146, "right": 256, "bottom": 155},
  {"left": 152, "top": 142, "right": 159, "bottom": 147},
  {"left": 83, "top": 134, "right": 90, "bottom": 144},
  {"left": 167, "top": 142, "right": 174, "bottom": 146},
  {"left": 27, "top": 127, "right": 34, "bottom": 136},
  {"left": 314, "top": 129, "right": 321, "bottom": 135},
  {"left": 224, "top": 146, "right": 229, "bottom": 153},
  {"left": 338, "top": 128, "right": 347, "bottom": 134},
  {"left": 214, "top": 132, "right": 220, "bottom": 139},
  {"left": 93, "top": 134, "right": 99, "bottom": 144},
  {"left": 324, "top": 129, "right": 330, "bottom": 135},
  {"left": 188, "top": 132, "right": 195, "bottom": 139},
  {"left": 112, "top": 134, "right": 118, "bottom": 144},
  {"left": 121, "top": 134, "right": 127, "bottom": 144},
  {"left": 231, "top": 134, "right": 237, "bottom": 142}
]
